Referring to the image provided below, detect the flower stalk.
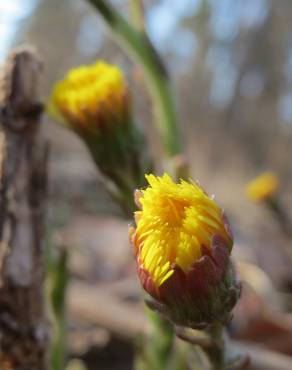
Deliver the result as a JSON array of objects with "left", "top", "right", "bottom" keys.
[
  {"left": 49, "top": 248, "right": 69, "bottom": 370},
  {"left": 205, "top": 323, "right": 225, "bottom": 370},
  {"left": 86, "top": 0, "right": 182, "bottom": 158},
  {"left": 129, "top": 0, "right": 146, "bottom": 32},
  {"left": 266, "top": 196, "right": 292, "bottom": 237},
  {"left": 135, "top": 308, "right": 174, "bottom": 370},
  {"left": 246, "top": 172, "right": 292, "bottom": 236}
]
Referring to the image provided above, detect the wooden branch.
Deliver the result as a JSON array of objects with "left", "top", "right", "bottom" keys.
[{"left": 0, "top": 46, "right": 49, "bottom": 370}]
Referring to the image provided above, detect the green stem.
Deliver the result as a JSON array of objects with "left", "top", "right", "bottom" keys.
[
  {"left": 129, "top": 0, "right": 145, "bottom": 32},
  {"left": 266, "top": 196, "right": 292, "bottom": 236},
  {"left": 86, "top": 0, "right": 182, "bottom": 157},
  {"left": 135, "top": 308, "right": 174, "bottom": 370},
  {"left": 205, "top": 323, "right": 226, "bottom": 370},
  {"left": 49, "top": 248, "right": 69, "bottom": 370},
  {"left": 165, "top": 342, "right": 193, "bottom": 370}
]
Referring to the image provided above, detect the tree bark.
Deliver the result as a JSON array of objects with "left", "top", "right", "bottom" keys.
[{"left": 0, "top": 46, "right": 49, "bottom": 370}]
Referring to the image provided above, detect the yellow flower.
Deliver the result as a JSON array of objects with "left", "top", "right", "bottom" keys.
[
  {"left": 48, "top": 61, "right": 152, "bottom": 214},
  {"left": 134, "top": 174, "right": 232, "bottom": 287},
  {"left": 246, "top": 172, "right": 279, "bottom": 202},
  {"left": 130, "top": 174, "right": 239, "bottom": 326},
  {"left": 49, "top": 61, "right": 130, "bottom": 134}
]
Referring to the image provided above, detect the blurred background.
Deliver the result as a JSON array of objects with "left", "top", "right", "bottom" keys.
[{"left": 1, "top": 1, "right": 292, "bottom": 369}]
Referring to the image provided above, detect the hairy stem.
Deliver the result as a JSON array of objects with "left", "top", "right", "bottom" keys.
[
  {"left": 129, "top": 0, "right": 145, "bottom": 32},
  {"left": 49, "top": 248, "right": 69, "bottom": 370},
  {"left": 86, "top": 0, "right": 182, "bottom": 157},
  {"left": 135, "top": 308, "right": 174, "bottom": 370},
  {"left": 206, "top": 323, "right": 226, "bottom": 370}
]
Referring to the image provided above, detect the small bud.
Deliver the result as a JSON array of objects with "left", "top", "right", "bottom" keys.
[
  {"left": 49, "top": 61, "right": 131, "bottom": 134},
  {"left": 245, "top": 172, "right": 279, "bottom": 202},
  {"left": 48, "top": 61, "right": 152, "bottom": 208},
  {"left": 130, "top": 174, "right": 240, "bottom": 327}
]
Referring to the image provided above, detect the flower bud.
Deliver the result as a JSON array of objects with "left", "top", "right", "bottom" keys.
[
  {"left": 130, "top": 174, "right": 240, "bottom": 327},
  {"left": 49, "top": 61, "right": 152, "bottom": 211},
  {"left": 246, "top": 172, "right": 279, "bottom": 202}
]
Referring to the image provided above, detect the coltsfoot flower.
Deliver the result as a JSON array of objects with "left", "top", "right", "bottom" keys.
[
  {"left": 49, "top": 61, "right": 152, "bottom": 212},
  {"left": 49, "top": 61, "right": 130, "bottom": 135},
  {"left": 130, "top": 174, "right": 240, "bottom": 327},
  {"left": 246, "top": 172, "right": 279, "bottom": 202}
]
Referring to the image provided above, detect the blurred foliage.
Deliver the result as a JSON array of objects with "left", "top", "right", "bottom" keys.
[
  {"left": 3, "top": 0, "right": 291, "bottom": 188},
  {"left": 2, "top": 0, "right": 290, "bottom": 283}
]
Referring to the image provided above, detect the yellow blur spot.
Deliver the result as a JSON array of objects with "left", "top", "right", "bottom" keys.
[
  {"left": 135, "top": 174, "right": 232, "bottom": 287},
  {"left": 246, "top": 172, "right": 279, "bottom": 202},
  {"left": 49, "top": 61, "right": 129, "bottom": 131}
]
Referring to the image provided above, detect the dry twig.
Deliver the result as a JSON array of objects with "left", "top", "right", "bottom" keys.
[{"left": 0, "top": 46, "right": 49, "bottom": 370}]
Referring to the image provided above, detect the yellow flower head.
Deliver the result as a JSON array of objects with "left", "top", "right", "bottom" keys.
[
  {"left": 48, "top": 61, "right": 152, "bottom": 215},
  {"left": 49, "top": 61, "right": 130, "bottom": 134},
  {"left": 132, "top": 174, "right": 233, "bottom": 286},
  {"left": 130, "top": 174, "right": 238, "bottom": 326},
  {"left": 246, "top": 172, "right": 279, "bottom": 202}
]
